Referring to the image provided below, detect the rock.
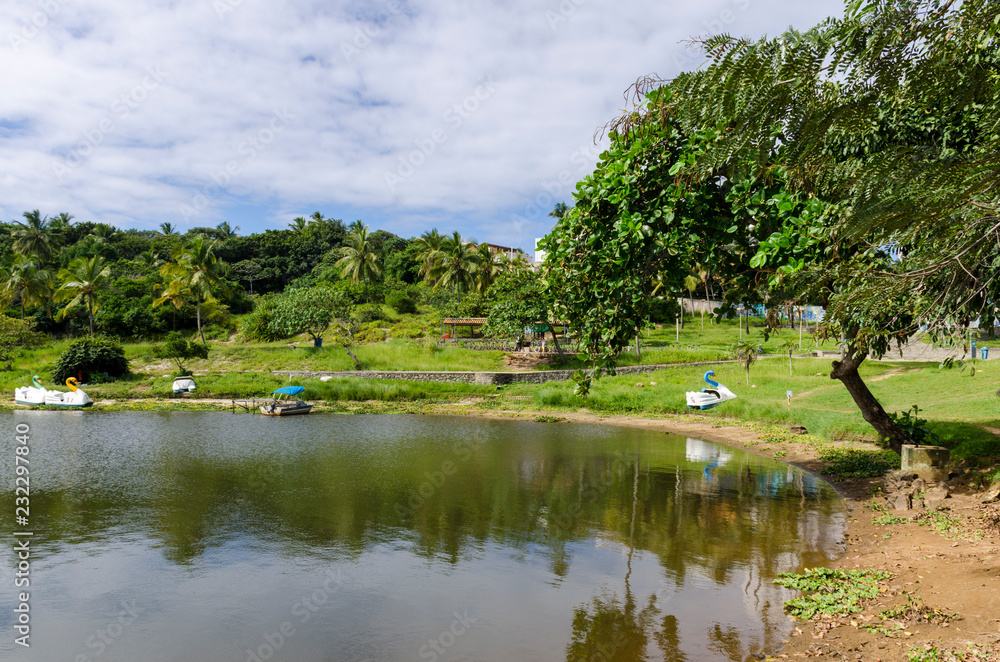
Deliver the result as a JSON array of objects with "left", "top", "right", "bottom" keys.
[
  {"left": 982, "top": 487, "right": 1000, "bottom": 504},
  {"left": 889, "top": 492, "right": 913, "bottom": 511},
  {"left": 925, "top": 485, "right": 951, "bottom": 510},
  {"left": 911, "top": 478, "right": 929, "bottom": 493},
  {"left": 789, "top": 426, "right": 808, "bottom": 435}
]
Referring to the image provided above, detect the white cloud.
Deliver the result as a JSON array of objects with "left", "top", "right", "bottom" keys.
[{"left": 0, "top": 0, "right": 845, "bottom": 246}]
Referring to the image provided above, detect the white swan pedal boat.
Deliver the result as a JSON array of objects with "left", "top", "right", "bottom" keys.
[
  {"left": 685, "top": 370, "right": 737, "bottom": 410},
  {"left": 15, "top": 376, "right": 93, "bottom": 408}
]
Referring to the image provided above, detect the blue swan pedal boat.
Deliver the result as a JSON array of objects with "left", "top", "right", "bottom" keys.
[{"left": 685, "top": 370, "right": 737, "bottom": 410}]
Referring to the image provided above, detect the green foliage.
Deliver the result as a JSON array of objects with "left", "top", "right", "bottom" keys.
[
  {"left": 886, "top": 405, "right": 941, "bottom": 447},
  {"left": 239, "top": 296, "right": 284, "bottom": 342},
  {"left": 354, "top": 303, "right": 387, "bottom": 324},
  {"left": 154, "top": 331, "right": 209, "bottom": 375},
  {"left": 647, "top": 297, "right": 682, "bottom": 324},
  {"left": 0, "top": 316, "right": 44, "bottom": 370},
  {"left": 270, "top": 286, "right": 351, "bottom": 341},
  {"left": 386, "top": 289, "right": 418, "bottom": 314},
  {"left": 819, "top": 448, "right": 900, "bottom": 478},
  {"left": 484, "top": 270, "right": 552, "bottom": 339},
  {"left": 51, "top": 336, "right": 130, "bottom": 383},
  {"left": 773, "top": 567, "right": 893, "bottom": 620}
]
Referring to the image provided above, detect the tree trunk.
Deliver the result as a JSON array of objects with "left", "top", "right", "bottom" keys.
[
  {"left": 88, "top": 299, "right": 94, "bottom": 336},
  {"left": 634, "top": 333, "right": 641, "bottom": 361},
  {"left": 345, "top": 346, "right": 361, "bottom": 370},
  {"left": 197, "top": 295, "right": 207, "bottom": 347},
  {"left": 830, "top": 351, "right": 909, "bottom": 454},
  {"left": 547, "top": 324, "right": 565, "bottom": 363}
]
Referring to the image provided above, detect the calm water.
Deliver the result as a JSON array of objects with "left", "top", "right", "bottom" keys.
[{"left": 0, "top": 412, "right": 844, "bottom": 662}]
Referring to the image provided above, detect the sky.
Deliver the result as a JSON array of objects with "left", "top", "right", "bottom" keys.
[{"left": 0, "top": 0, "right": 846, "bottom": 254}]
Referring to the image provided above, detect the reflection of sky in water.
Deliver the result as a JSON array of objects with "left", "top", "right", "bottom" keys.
[{"left": 0, "top": 412, "right": 845, "bottom": 661}]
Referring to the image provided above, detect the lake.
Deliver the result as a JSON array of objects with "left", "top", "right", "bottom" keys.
[{"left": 0, "top": 411, "right": 844, "bottom": 661}]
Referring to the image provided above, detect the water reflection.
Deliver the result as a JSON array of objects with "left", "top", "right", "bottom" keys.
[{"left": 0, "top": 412, "right": 843, "bottom": 661}]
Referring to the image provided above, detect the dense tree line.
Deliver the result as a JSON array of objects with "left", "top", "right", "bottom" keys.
[{"left": 0, "top": 210, "right": 531, "bottom": 345}]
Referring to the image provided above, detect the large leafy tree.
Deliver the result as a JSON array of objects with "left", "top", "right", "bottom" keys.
[
  {"left": 55, "top": 256, "right": 112, "bottom": 335},
  {"left": 156, "top": 234, "right": 231, "bottom": 346},
  {"left": 335, "top": 224, "right": 382, "bottom": 286},
  {"left": 269, "top": 286, "right": 361, "bottom": 367},
  {"left": 545, "top": 0, "right": 1000, "bottom": 454}
]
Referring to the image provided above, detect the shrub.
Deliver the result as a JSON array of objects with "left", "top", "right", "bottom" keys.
[
  {"left": 51, "top": 336, "right": 130, "bottom": 383},
  {"left": 354, "top": 303, "right": 387, "bottom": 324},
  {"left": 386, "top": 290, "right": 418, "bottom": 314},
  {"left": 154, "top": 331, "right": 209, "bottom": 375},
  {"left": 239, "top": 296, "right": 283, "bottom": 342},
  {"left": 354, "top": 326, "right": 387, "bottom": 343}
]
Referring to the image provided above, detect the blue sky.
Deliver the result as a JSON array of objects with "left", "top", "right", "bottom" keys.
[{"left": 1, "top": 0, "right": 845, "bottom": 254}]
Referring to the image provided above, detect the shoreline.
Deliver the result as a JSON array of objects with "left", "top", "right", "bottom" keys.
[{"left": 4, "top": 399, "right": 998, "bottom": 660}]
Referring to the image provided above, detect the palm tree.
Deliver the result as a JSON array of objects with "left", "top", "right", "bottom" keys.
[
  {"left": 335, "top": 224, "right": 382, "bottom": 286},
  {"left": 216, "top": 221, "right": 240, "bottom": 238},
  {"left": 12, "top": 210, "right": 57, "bottom": 263},
  {"left": 474, "top": 243, "right": 507, "bottom": 295},
  {"left": 413, "top": 228, "right": 444, "bottom": 283},
  {"left": 55, "top": 256, "right": 111, "bottom": 335},
  {"left": 156, "top": 234, "right": 231, "bottom": 346},
  {"left": 431, "top": 232, "right": 481, "bottom": 303},
  {"left": 730, "top": 338, "right": 763, "bottom": 386},
  {"left": 1, "top": 254, "right": 53, "bottom": 319},
  {"left": 49, "top": 212, "right": 74, "bottom": 243},
  {"left": 288, "top": 216, "right": 309, "bottom": 231},
  {"left": 158, "top": 222, "right": 178, "bottom": 236},
  {"left": 89, "top": 223, "right": 117, "bottom": 244},
  {"left": 549, "top": 202, "right": 569, "bottom": 220}
]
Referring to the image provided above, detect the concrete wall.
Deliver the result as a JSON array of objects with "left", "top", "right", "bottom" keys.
[{"left": 275, "top": 361, "right": 731, "bottom": 386}]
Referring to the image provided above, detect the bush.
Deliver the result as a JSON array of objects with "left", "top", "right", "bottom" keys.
[
  {"left": 354, "top": 303, "right": 388, "bottom": 324},
  {"left": 51, "top": 336, "right": 130, "bottom": 383},
  {"left": 386, "top": 290, "right": 418, "bottom": 314},
  {"left": 239, "top": 296, "right": 284, "bottom": 342},
  {"left": 354, "top": 326, "right": 387, "bottom": 343},
  {"left": 648, "top": 296, "right": 683, "bottom": 323},
  {"left": 154, "top": 331, "right": 209, "bottom": 376}
]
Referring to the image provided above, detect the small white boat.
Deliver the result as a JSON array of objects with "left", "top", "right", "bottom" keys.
[
  {"left": 172, "top": 377, "right": 196, "bottom": 393},
  {"left": 685, "top": 370, "right": 737, "bottom": 410},
  {"left": 14, "top": 375, "right": 47, "bottom": 405},
  {"left": 260, "top": 386, "right": 313, "bottom": 416}
]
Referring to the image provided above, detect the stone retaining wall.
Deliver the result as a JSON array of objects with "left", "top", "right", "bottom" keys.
[{"left": 275, "top": 361, "right": 732, "bottom": 386}]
